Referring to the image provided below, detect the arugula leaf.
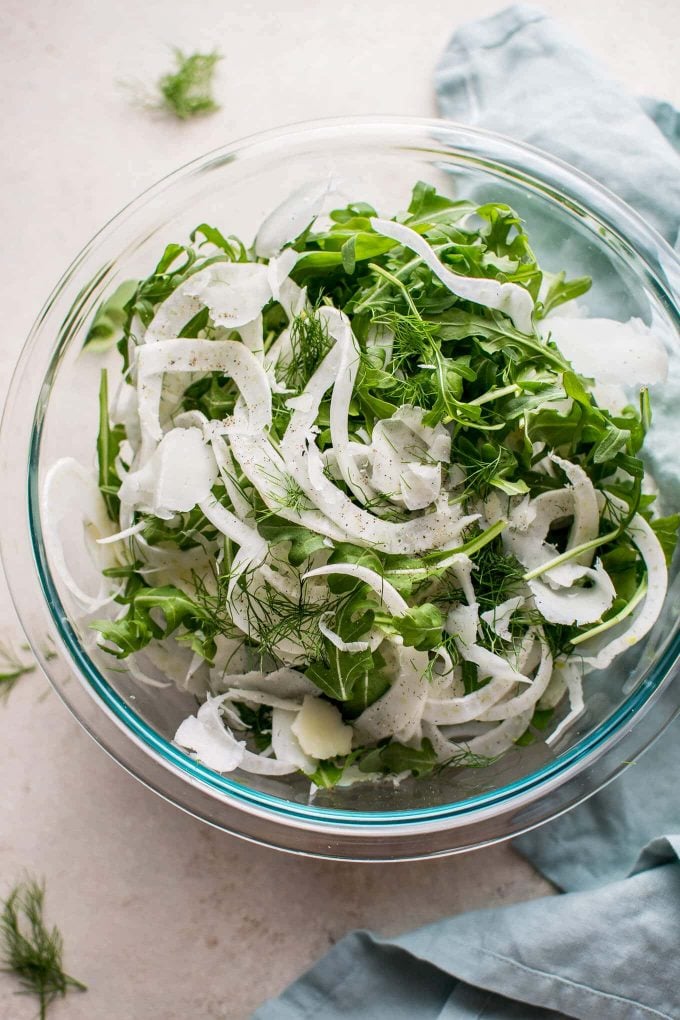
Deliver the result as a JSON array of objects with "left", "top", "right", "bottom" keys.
[
  {"left": 83, "top": 280, "right": 137, "bottom": 351},
  {"left": 340, "top": 648, "right": 391, "bottom": 718},
  {"left": 256, "top": 516, "right": 328, "bottom": 567},
  {"left": 539, "top": 270, "right": 592, "bottom": 318},
  {"left": 374, "top": 604, "right": 444, "bottom": 651},
  {"left": 305, "top": 642, "right": 375, "bottom": 702},
  {"left": 96, "top": 369, "right": 126, "bottom": 520},
  {"left": 650, "top": 514, "right": 680, "bottom": 565},
  {"left": 358, "top": 738, "right": 439, "bottom": 778}
]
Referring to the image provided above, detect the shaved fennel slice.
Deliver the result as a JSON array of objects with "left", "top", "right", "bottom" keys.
[
  {"left": 254, "top": 176, "right": 335, "bottom": 258},
  {"left": 96, "top": 521, "right": 146, "bottom": 545},
  {"left": 42, "top": 457, "right": 118, "bottom": 610},
  {"left": 119, "top": 427, "right": 218, "bottom": 518},
  {"left": 303, "top": 563, "right": 408, "bottom": 616},
  {"left": 144, "top": 284, "right": 206, "bottom": 343},
  {"left": 123, "top": 654, "right": 172, "bottom": 689},
  {"left": 174, "top": 694, "right": 297, "bottom": 775},
  {"left": 370, "top": 217, "right": 534, "bottom": 334},
  {"left": 423, "top": 645, "right": 531, "bottom": 725},
  {"left": 480, "top": 642, "right": 553, "bottom": 721},
  {"left": 540, "top": 316, "right": 668, "bottom": 386},
  {"left": 238, "top": 316, "right": 264, "bottom": 359},
  {"left": 445, "top": 603, "right": 479, "bottom": 649},
  {"left": 267, "top": 248, "right": 301, "bottom": 302},
  {"left": 224, "top": 667, "right": 319, "bottom": 700},
  {"left": 183, "top": 262, "right": 272, "bottom": 329},
  {"left": 198, "top": 491, "right": 265, "bottom": 553},
  {"left": 206, "top": 430, "right": 253, "bottom": 521},
  {"left": 325, "top": 308, "right": 374, "bottom": 504},
  {"left": 480, "top": 596, "right": 524, "bottom": 641},
  {"left": 221, "top": 688, "right": 303, "bottom": 712},
  {"left": 578, "top": 503, "right": 667, "bottom": 670},
  {"left": 353, "top": 646, "right": 430, "bottom": 744},
  {"left": 227, "top": 432, "right": 346, "bottom": 543},
  {"left": 503, "top": 488, "right": 583, "bottom": 586},
  {"left": 424, "top": 712, "right": 532, "bottom": 761},
  {"left": 271, "top": 709, "right": 317, "bottom": 772},
  {"left": 550, "top": 454, "right": 599, "bottom": 566},
  {"left": 319, "top": 614, "right": 370, "bottom": 653},
  {"left": 135, "top": 338, "right": 272, "bottom": 454},
  {"left": 545, "top": 660, "right": 585, "bottom": 746},
  {"left": 529, "top": 559, "right": 615, "bottom": 626}
]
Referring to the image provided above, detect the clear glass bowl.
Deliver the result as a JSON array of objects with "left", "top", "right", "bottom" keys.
[{"left": 2, "top": 117, "right": 680, "bottom": 860}]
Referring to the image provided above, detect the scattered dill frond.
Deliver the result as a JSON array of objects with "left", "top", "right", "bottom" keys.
[
  {"left": 0, "top": 640, "right": 35, "bottom": 702},
  {"left": 1, "top": 878, "right": 86, "bottom": 1019},
  {"left": 473, "top": 538, "right": 525, "bottom": 612},
  {"left": 158, "top": 49, "right": 221, "bottom": 120},
  {"left": 284, "top": 310, "right": 332, "bottom": 392}
]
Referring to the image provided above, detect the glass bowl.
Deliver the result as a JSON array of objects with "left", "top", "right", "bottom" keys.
[{"left": 2, "top": 117, "right": 680, "bottom": 861}]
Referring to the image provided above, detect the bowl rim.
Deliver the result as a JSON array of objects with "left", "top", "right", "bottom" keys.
[{"left": 3, "top": 115, "right": 680, "bottom": 854}]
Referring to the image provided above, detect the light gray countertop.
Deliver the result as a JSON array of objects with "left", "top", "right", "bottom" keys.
[{"left": 1, "top": 2, "right": 679, "bottom": 1017}]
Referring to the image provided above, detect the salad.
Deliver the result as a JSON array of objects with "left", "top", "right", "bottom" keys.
[{"left": 45, "top": 179, "right": 678, "bottom": 790}]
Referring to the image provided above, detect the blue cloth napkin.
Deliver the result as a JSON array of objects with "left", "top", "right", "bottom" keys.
[{"left": 253, "top": 8, "right": 680, "bottom": 1017}]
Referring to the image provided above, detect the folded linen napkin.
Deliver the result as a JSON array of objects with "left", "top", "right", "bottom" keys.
[{"left": 253, "top": 8, "right": 680, "bottom": 1017}]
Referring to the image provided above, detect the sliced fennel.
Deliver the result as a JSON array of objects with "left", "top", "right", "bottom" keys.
[{"left": 46, "top": 179, "right": 678, "bottom": 789}]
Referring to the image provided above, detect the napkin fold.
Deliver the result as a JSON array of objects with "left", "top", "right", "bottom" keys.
[
  {"left": 255, "top": 837, "right": 680, "bottom": 1020},
  {"left": 254, "top": 7, "right": 680, "bottom": 1017}
]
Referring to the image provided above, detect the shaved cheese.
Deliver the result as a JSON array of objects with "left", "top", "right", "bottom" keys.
[
  {"left": 370, "top": 406, "right": 451, "bottom": 511},
  {"left": 291, "top": 696, "right": 353, "bottom": 758},
  {"left": 255, "top": 177, "right": 335, "bottom": 258},
  {"left": 371, "top": 217, "right": 534, "bottom": 333},
  {"left": 119, "top": 427, "right": 218, "bottom": 518},
  {"left": 541, "top": 316, "right": 668, "bottom": 386}
]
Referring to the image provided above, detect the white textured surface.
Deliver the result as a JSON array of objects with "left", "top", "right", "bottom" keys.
[{"left": 1, "top": 1, "right": 678, "bottom": 1017}]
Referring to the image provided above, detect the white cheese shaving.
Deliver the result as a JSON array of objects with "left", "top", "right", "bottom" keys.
[{"left": 291, "top": 696, "right": 353, "bottom": 758}]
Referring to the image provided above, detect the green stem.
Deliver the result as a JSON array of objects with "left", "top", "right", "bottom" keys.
[
  {"left": 571, "top": 576, "right": 648, "bottom": 646},
  {"left": 522, "top": 528, "right": 620, "bottom": 582},
  {"left": 469, "top": 384, "right": 520, "bottom": 406}
]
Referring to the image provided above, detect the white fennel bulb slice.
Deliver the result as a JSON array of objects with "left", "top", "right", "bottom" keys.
[
  {"left": 183, "top": 262, "right": 272, "bottom": 329},
  {"left": 272, "top": 709, "right": 317, "bottom": 772},
  {"left": 540, "top": 316, "right": 668, "bottom": 386},
  {"left": 174, "top": 694, "right": 298, "bottom": 775},
  {"left": 119, "top": 427, "right": 218, "bottom": 518},
  {"left": 370, "top": 217, "right": 534, "bottom": 334},
  {"left": 255, "top": 177, "right": 335, "bottom": 257}
]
